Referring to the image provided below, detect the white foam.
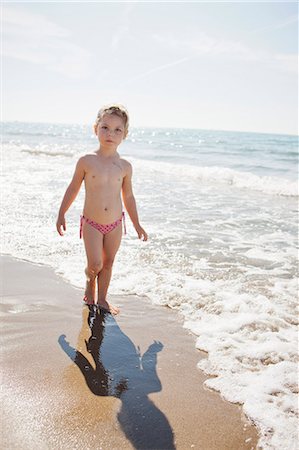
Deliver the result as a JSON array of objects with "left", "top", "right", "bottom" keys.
[{"left": 130, "top": 157, "right": 298, "bottom": 197}]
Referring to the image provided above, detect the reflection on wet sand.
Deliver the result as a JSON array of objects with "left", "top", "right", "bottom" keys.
[{"left": 58, "top": 306, "right": 175, "bottom": 449}]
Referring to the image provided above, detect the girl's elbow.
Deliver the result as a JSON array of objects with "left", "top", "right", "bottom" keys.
[
  {"left": 69, "top": 180, "right": 82, "bottom": 193},
  {"left": 123, "top": 192, "right": 134, "bottom": 202},
  {"left": 67, "top": 184, "right": 80, "bottom": 198},
  {"left": 126, "top": 196, "right": 136, "bottom": 207}
]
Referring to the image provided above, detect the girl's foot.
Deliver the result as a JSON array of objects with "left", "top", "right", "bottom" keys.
[
  {"left": 97, "top": 301, "right": 120, "bottom": 315},
  {"left": 83, "top": 295, "right": 95, "bottom": 305}
]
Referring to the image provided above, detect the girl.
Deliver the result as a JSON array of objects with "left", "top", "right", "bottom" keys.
[{"left": 56, "top": 104, "right": 148, "bottom": 314}]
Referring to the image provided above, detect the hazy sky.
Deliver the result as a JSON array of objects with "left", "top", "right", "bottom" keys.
[{"left": 2, "top": 1, "right": 298, "bottom": 135}]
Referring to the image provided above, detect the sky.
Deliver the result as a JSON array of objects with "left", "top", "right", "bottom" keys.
[{"left": 2, "top": 1, "right": 298, "bottom": 135}]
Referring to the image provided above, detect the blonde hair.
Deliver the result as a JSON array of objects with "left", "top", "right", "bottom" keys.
[{"left": 95, "top": 104, "right": 129, "bottom": 133}]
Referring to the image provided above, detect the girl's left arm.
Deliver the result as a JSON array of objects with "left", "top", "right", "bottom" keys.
[{"left": 122, "top": 162, "right": 148, "bottom": 241}]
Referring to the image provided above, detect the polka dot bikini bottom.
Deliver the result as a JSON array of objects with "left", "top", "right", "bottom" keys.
[{"left": 80, "top": 212, "right": 126, "bottom": 238}]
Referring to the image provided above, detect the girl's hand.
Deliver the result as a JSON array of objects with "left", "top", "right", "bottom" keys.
[
  {"left": 135, "top": 225, "right": 148, "bottom": 241},
  {"left": 56, "top": 215, "right": 66, "bottom": 236}
]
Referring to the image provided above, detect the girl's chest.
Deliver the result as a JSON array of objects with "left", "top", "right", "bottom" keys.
[{"left": 87, "top": 162, "right": 124, "bottom": 186}]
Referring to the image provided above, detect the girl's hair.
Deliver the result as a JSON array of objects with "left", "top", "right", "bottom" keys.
[{"left": 95, "top": 104, "right": 129, "bottom": 132}]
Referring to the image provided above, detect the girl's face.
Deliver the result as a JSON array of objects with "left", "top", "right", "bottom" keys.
[{"left": 94, "top": 114, "right": 127, "bottom": 147}]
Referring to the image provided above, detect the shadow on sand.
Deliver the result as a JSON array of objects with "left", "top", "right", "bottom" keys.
[{"left": 58, "top": 306, "right": 175, "bottom": 450}]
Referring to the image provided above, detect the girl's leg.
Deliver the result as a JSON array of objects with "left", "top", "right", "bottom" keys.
[
  {"left": 82, "top": 222, "right": 104, "bottom": 305},
  {"left": 97, "top": 224, "right": 122, "bottom": 314}
]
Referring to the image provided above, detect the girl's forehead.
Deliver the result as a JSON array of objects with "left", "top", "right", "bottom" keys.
[{"left": 100, "top": 114, "right": 125, "bottom": 126}]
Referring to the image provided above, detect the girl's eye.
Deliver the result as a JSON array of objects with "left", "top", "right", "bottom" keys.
[{"left": 101, "top": 126, "right": 108, "bottom": 130}]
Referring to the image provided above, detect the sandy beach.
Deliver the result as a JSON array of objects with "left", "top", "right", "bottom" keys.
[{"left": 1, "top": 255, "right": 259, "bottom": 449}]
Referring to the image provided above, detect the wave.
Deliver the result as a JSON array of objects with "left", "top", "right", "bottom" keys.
[
  {"left": 21, "top": 148, "right": 74, "bottom": 157},
  {"left": 131, "top": 157, "right": 298, "bottom": 197}
]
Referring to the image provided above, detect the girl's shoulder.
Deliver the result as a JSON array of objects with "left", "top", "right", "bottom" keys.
[
  {"left": 77, "top": 153, "right": 97, "bottom": 166},
  {"left": 119, "top": 157, "right": 132, "bottom": 174}
]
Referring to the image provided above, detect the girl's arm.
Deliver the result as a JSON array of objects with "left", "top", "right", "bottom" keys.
[
  {"left": 56, "top": 157, "right": 85, "bottom": 236},
  {"left": 122, "top": 162, "right": 148, "bottom": 241}
]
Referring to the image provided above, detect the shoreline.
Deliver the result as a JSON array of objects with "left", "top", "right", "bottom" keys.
[{"left": 1, "top": 255, "right": 259, "bottom": 449}]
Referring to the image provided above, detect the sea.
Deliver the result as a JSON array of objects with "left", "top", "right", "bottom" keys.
[{"left": 1, "top": 121, "right": 298, "bottom": 450}]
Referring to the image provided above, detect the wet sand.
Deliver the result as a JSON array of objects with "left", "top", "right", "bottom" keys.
[{"left": 1, "top": 256, "right": 259, "bottom": 449}]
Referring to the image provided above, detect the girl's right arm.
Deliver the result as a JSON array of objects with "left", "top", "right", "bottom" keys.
[{"left": 56, "top": 157, "right": 86, "bottom": 236}]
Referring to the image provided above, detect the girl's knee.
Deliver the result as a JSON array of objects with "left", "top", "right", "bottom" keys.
[{"left": 85, "top": 262, "right": 103, "bottom": 278}]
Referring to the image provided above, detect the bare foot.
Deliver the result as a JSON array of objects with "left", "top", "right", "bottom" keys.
[
  {"left": 83, "top": 278, "right": 96, "bottom": 305},
  {"left": 97, "top": 301, "right": 120, "bottom": 315}
]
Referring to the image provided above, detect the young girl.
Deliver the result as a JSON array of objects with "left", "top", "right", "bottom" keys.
[{"left": 56, "top": 104, "right": 148, "bottom": 314}]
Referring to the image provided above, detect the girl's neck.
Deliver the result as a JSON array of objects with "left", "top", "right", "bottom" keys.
[{"left": 96, "top": 146, "right": 118, "bottom": 158}]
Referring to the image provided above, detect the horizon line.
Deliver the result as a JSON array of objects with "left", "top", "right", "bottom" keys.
[{"left": 2, "top": 119, "right": 298, "bottom": 138}]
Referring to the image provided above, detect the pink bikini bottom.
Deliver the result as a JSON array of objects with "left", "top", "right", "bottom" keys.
[{"left": 80, "top": 212, "right": 126, "bottom": 238}]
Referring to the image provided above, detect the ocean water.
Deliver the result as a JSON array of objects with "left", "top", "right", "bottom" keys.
[{"left": 2, "top": 121, "right": 298, "bottom": 449}]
